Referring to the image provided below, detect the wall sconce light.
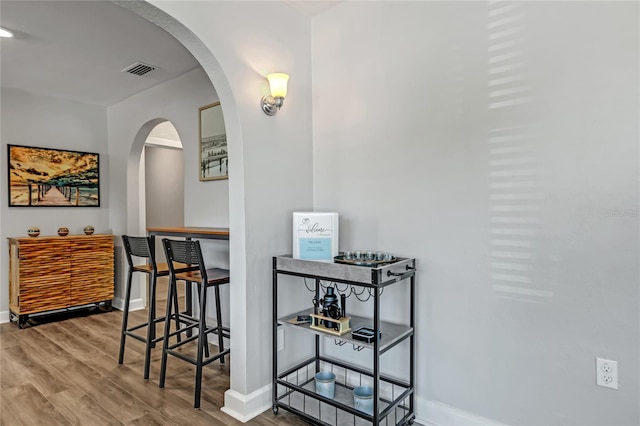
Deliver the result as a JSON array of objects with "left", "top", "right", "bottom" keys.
[{"left": 261, "top": 73, "right": 289, "bottom": 116}]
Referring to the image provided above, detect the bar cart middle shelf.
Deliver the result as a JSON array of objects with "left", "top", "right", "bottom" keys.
[{"left": 272, "top": 255, "right": 416, "bottom": 426}]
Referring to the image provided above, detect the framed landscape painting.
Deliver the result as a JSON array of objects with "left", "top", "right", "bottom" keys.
[
  {"left": 8, "top": 144, "right": 100, "bottom": 207},
  {"left": 199, "top": 102, "right": 228, "bottom": 181}
]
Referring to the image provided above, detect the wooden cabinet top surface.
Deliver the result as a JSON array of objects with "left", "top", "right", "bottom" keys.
[{"left": 8, "top": 234, "right": 114, "bottom": 243}]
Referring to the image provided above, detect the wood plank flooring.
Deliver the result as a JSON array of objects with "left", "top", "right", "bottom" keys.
[{"left": 0, "top": 279, "right": 308, "bottom": 426}]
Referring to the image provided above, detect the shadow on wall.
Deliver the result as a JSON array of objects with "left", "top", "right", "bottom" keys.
[{"left": 485, "top": 2, "right": 552, "bottom": 303}]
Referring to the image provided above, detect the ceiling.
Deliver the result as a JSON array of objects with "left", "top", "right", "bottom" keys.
[
  {"left": 0, "top": 1, "right": 341, "bottom": 108},
  {"left": 0, "top": 1, "right": 201, "bottom": 107}
]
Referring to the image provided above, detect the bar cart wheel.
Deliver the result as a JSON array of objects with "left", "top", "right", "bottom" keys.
[{"left": 272, "top": 404, "right": 278, "bottom": 415}]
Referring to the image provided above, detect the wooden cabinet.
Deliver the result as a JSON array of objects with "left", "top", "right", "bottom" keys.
[{"left": 8, "top": 234, "right": 114, "bottom": 328}]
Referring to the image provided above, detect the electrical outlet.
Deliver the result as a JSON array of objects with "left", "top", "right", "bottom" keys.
[{"left": 596, "top": 358, "right": 618, "bottom": 389}]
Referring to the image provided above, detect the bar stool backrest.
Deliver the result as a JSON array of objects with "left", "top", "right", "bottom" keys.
[
  {"left": 122, "top": 235, "right": 158, "bottom": 272},
  {"left": 162, "top": 238, "right": 207, "bottom": 281}
]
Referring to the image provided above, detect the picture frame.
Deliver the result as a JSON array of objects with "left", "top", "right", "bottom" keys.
[
  {"left": 7, "top": 144, "right": 100, "bottom": 207},
  {"left": 199, "top": 102, "right": 228, "bottom": 181}
]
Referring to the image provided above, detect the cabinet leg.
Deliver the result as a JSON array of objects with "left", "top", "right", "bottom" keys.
[{"left": 18, "top": 315, "right": 28, "bottom": 329}]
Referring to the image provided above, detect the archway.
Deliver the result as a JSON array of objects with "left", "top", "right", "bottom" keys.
[{"left": 114, "top": 1, "right": 248, "bottom": 420}]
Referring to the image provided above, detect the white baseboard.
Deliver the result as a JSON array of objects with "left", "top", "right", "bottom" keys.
[
  {"left": 0, "top": 310, "right": 9, "bottom": 324},
  {"left": 112, "top": 297, "right": 145, "bottom": 312},
  {"left": 418, "top": 397, "right": 506, "bottom": 426},
  {"left": 221, "top": 383, "right": 272, "bottom": 423}
]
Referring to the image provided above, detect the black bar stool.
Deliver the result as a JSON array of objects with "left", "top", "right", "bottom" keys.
[
  {"left": 159, "top": 238, "right": 230, "bottom": 409},
  {"left": 118, "top": 235, "right": 182, "bottom": 380}
]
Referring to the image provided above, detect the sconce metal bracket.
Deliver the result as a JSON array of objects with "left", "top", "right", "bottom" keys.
[
  {"left": 261, "top": 95, "right": 284, "bottom": 116},
  {"left": 261, "top": 95, "right": 277, "bottom": 116}
]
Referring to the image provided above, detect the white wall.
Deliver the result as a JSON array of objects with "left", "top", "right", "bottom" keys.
[
  {"left": 145, "top": 145, "right": 184, "bottom": 231},
  {"left": 0, "top": 87, "right": 110, "bottom": 318},
  {"left": 312, "top": 2, "right": 639, "bottom": 426},
  {"left": 144, "top": 143, "right": 184, "bottom": 260}
]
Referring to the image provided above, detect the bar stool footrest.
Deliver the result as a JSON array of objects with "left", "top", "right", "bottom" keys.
[
  {"left": 165, "top": 347, "right": 231, "bottom": 367},
  {"left": 202, "top": 348, "right": 230, "bottom": 366},
  {"left": 125, "top": 321, "right": 148, "bottom": 333},
  {"left": 124, "top": 330, "right": 148, "bottom": 343},
  {"left": 167, "top": 332, "right": 200, "bottom": 350},
  {"left": 203, "top": 325, "right": 230, "bottom": 337}
]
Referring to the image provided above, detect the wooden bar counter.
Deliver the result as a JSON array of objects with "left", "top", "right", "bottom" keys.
[{"left": 146, "top": 226, "right": 229, "bottom": 240}]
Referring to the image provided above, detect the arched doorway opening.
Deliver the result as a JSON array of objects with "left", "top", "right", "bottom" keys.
[
  {"left": 117, "top": 2, "right": 246, "bottom": 419},
  {"left": 142, "top": 121, "right": 184, "bottom": 308},
  {"left": 142, "top": 120, "right": 184, "bottom": 256}
]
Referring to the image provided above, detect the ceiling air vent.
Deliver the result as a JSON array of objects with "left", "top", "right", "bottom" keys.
[{"left": 121, "top": 62, "right": 157, "bottom": 76}]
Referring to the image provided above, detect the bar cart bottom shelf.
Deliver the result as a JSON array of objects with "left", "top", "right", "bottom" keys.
[{"left": 274, "top": 357, "right": 414, "bottom": 425}]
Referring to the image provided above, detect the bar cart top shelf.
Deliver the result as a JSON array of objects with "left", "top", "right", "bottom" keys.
[{"left": 273, "top": 255, "right": 416, "bottom": 286}]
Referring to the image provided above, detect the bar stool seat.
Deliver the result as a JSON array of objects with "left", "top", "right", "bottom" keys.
[
  {"left": 118, "top": 236, "right": 184, "bottom": 380},
  {"left": 174, "top": 268, "right": 230, "bottom": 284},
  {"left": 132, "top": 262, "right": 188, "bottom": 274},
  {"left": 159, "top": 238, "right": 230, "bottom": 409}
]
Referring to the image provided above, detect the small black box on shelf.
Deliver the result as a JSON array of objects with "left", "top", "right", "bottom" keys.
[{"left": 351, "top": 326, "right": 381, "bottom": 343}]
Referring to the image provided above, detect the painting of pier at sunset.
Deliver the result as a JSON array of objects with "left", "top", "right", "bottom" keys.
[{"left": 8, "top": 145, "right": 100, "bottom": 207}]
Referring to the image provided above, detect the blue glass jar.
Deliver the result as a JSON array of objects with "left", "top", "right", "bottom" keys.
[
  {"left": 314, "top": 371, "right": 336, "bottom": 399},
  {"left": 353, "top": 386, "right": 374, "bottom": 415}
]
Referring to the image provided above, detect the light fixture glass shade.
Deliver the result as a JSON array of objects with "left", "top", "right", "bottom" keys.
[
  {"left": 0, "top": 27, "right": 13, "bottom": 38},
  {"left": 267, "top": 73, "right": 289, "bottom": 98}
]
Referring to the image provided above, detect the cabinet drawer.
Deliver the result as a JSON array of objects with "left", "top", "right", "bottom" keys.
[
  {"left": 72, "top": 253, "right": 113, "bottom": 269},
  {"left": 19, "top": 273, "right": 71, "bottom": 289},
  {"left": 17, "top": 240, "right": 71, "bottom": 259},
  {"left": 69, "top": 236, "right": 113, "bottom": 252},
  {"left": 70, "top": 281, "right": 113, "bottom": 306},
  {"left": 19, "top": 285, "right": 70, "bottom": 314},
  {"left": 19, "top": 258, "right": 70, "bottom": 280},
  {"left": 71, "top": 272, "right": 114, "bottom": 286}
]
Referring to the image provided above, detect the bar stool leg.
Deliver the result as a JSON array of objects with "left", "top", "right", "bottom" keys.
[
  {"left": 196, "top": 285, "right": 210, "bottom": 359},
  {"left": 143, "top": 272, "right": 158, "bottom": 380},
  {"left": 118, "top": 268, "right": 134, "bottom": 365},
  {"left": 159, "top": 275, "right": 176, "bottom": 389},
  {"left": 185, "top": 282, "right": 193, "bottom": 338},
  {"left": 173, "top": 280, "right": 182, "bottom": 343},
  {"left": 214, "top": 285, "right": 225, "bottom": 364},
  {"left": 150, "top": 273, "right": 157, "bottom": 346},
  {"left": 194, "top": 283, "right": 208, "bottom": 409}
]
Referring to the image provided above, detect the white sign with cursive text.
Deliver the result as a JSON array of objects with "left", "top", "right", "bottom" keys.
[{"left": 293, "top": 212, "right": 339, "bottom": 261}]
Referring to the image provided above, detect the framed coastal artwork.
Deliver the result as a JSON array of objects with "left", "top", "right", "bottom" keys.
[
  {"left": 199, "top": 102, "right": 228, "bottom": 181},
  {"left": 7, "top": 144, "right": 100, "bottom": 207}
]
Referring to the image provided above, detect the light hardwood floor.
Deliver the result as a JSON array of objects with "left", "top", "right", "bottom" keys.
[{"left": 0, "top": 280, "right": 307, "bottom": 426}]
